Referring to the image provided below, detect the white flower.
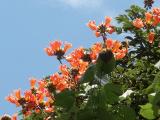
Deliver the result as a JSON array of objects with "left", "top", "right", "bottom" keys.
[
  {"left": 85, "top": 84, "right": 98, "bottom": 92},
  {"left": 120, "top": 90, "right": 134, "bottom": 98},
  {"left": 150, "top": 93, "right": 156, "bottom": 96},
  {"left": 155, "top": 60, "right": 160, "bottom": 69}
]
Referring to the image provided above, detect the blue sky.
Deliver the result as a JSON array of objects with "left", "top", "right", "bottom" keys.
[{"left": 0, "top": 0, "right": 159, "bottom": 115}]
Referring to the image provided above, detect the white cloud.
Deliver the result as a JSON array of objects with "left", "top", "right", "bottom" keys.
[{"left": 58, "top": 0, "right": 104, "bottom": 9}]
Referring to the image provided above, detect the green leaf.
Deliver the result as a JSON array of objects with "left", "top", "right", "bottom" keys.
[
  {"left": 148, "top": 94, "right": 155, "bottom": 103},
  {"left": 79, "top": 95, "right": 115, "bottom": 120},
  {"left": 96, "top": 50, "right": 116, "bottom": 77},
  {"left": 77, "top": 110, "right": 95, "bottom": 120},
  {"left": 145, "top": 72, "right": 160, "bottom": 93},
  {"left": 96, "top": 107, "right": 114, "bottom": 120},
  {"left": 152, "top": 92, "right": 160, "bottom": 107},
  {"left": 77, "top": 108, "right": 114, "bottom": 120},
  {"left": 140, "top": 103, "right": 156, "bottom": 120},
  {"left": 24, "top": 112, "right": 46, "bottom": 120},
  {"left": 56, "top": 112, "right": 72, "bottom": 120},
  {"left": 113, "top": 106, "right": 136, "bottom": 120},
  {"left": 80, "top": 64, "right": 95, "bottom": 83},
  {"left": 150, "top": 92, "right": 160, "bottom": 117},
  {"left": 115, "top": 27, "right": 122, "bottom": 34},
  {"left": 156, "top": 50, "right": 160, "bottom": 54},
  {"left": 85, "top": 84, "right": 122, "bottom": 109},
  {"left": 103, "top": 83, "right": 122, "bottom": 104},
  {"left": 55, "top": 90, "right": 75, "bottom": 110},
  {"left": 153, "top": 72, "right": 160, "bottom": 92},
  {"left": 116, "top": 15, "right": 129, "bottom": 24},
  {"left": 86, "top": 88, "right": 106, "bottom": 108},
  {"left": 145, "top": 85, "right": 155, "bottom": 94}
]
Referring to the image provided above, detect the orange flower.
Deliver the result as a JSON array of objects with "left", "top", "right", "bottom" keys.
[
  {"left": 145, "top": 12, "right": 152, "bottom": 24},
  {"left": 45, "top": 97, "right": 54, "bottom": 107},
  {"left": 45, "top": 40, "right": 72, "bottom": 58},
  {"left": 105, "top": 38, "right": 114, "bottom": 49},
  {"left": 6, "top": 95, "right": 19, "bottom": 106},
  {"left": 35, "top": 109, "right": 41, "bottom": 113},
  {"left": 105, "top": 38, "right": 128, "bottom": 60},
  {"left": 38, "top": 80, "right": 46, "bottom": 90},
  {"left": 24, "top": 111, "right": 31, "bottom": 117},
  {"left": 87, "top": 17, "right": 115, "bottom": 37},
  {"left": 30, "top": 78, "right": 36, "bottom": 88},
  {"left": 153, "top": 8, "right": 160, "bottom": 16},
  {"left": 78, "top": 60, "right": 88, "bottom": 74},
  {"left": 90, "top": 42, "right": 103, "bottom": 61},
  {"left": 12, "top": 113, "right": 17, "bottom": 120},
  {"left": 50, "top": 73, "right": 69, "bottom": 92},
  {"left": 91, "top": 42, "right": 102, "bottom": 53},
  {"left": 64, "top": 42, "right": 72, "bottom": 52},
  {"left": 94, "top": 31, "right": 101, "bottom": 37},
  {"left": 59, "top": 64, "right": 69, "bottom": 76},
  {"left": 148, "top": 32, "right": 155, "bottom": 44},
  {"left": 105, "top": 16, "right": 112, "bottom": 27},
  {"left": 14, "top": 89, "right": 21, "bottom": 99},
  {"left": 66, "top": 47, "right": 84, "bottom": 62},
  {"left": 45, "top": 107, "right": 54, "bottom": 113},
  {"left": 44, "top": 47, "right": 54, "bottom": 56},
  {"left": 115, "top": 48, "right": 127, "bottom": 60},
  {"left": 106, "top": 26, "right": 115, "bottom": 34},
  {"left": 56, "top": 81, "right": 68, "bottom": 92},
  {"left": 152, "top": 16, "right": 160, "bottom": 26},
  {"left": 50, "top": 73, "right": 61, "bottom": 85},
  {"left": 50, "top": 40, "right": 62, "bottom": 52},
  {"left": 87, "top": 21, "right": 97, "bottom": 31},
  {"left": 133, "top": 18, "right": 144, "bottom": 29},
  {"left": 36, "top": 94, "right": 45, "bottom": 103},
  {"left": 115, "top": 52, "right": 126, "bottom": 60},
  {"left": 24, "top": 90, "right": 32, "bottom": 101},
  {"left": 112, "top": 41, "right": 121, "bottom": 53},
  {"left": 65, "top": 48, "right": 89, "bottom": 80}
]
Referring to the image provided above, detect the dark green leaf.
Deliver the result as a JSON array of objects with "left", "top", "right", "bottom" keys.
[
  {"left": 77, "top": 110, "right": 95, "bottom": 120},
  {"left": 103, "top": 83, "right": 122, "bottom": 104},
  {"left": 55, "top": 90, "right": 75, "bottom": 110},
  {"left": 96, "top": 50, "right": 116, "bottom": 78},
  {"left": 80, "top": 64, "right": 95, "bottom": 83},
  {"left": 113, "top": 106, "right": 136, "bottom": 120}
]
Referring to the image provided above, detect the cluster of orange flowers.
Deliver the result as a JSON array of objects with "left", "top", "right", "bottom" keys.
[
  {"left": 6, "top": 17, "right": 128, "bottom": 119},
  {"left": 44, "top": 40, "right": 72, "bottom": 58},
  {"left": 6, "top": 78, "right": 54, "bottom": 118},
  {"left": 105, "top": 39, "right": 128, "bottom": 60},
  {"left": 46, "top": 40, "right": 127, "bottom": 93},
  {"left": 87, "top": 16, "right": 115, "bottom": 37},
  {"left": 47, "top": 42, "right": 127, "bottom": 94},
  {"left": 133, "top": 7, "right": 160, "bottom": 44}
]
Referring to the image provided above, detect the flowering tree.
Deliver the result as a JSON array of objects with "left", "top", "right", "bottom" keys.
[{"left": 1, "top": 0, "right": 160, "bottom": 120}]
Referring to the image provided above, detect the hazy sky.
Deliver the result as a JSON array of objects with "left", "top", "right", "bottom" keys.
[{"left": 0, "top": 0, "right": 159, "bottom": 115}]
